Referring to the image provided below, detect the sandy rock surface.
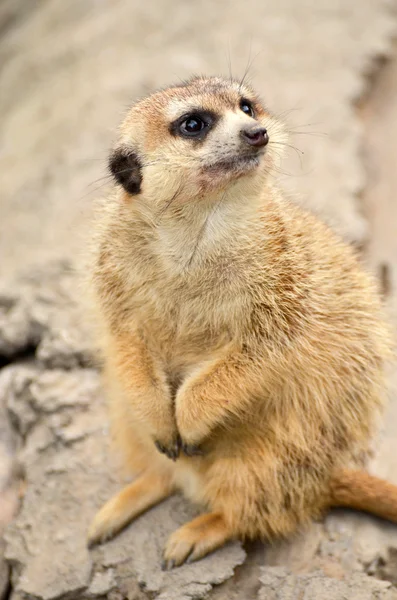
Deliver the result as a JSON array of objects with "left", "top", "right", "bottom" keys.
[{"left": 258, "top": 568, "right": 397, "bottom": 600}]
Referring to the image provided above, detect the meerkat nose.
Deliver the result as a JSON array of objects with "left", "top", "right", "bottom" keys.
[{"left": 240, "top": 126, "right": 269, "bottom": 148}]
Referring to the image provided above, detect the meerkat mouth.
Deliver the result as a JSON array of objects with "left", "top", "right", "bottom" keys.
[{"left": 205, "top": 152, "right": 263, "bottom": 175}]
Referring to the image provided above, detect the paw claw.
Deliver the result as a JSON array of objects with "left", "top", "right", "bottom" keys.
[
  {"left": 161, "top": 558, "right": 175, "bottom": 571},
  {"left": 154, "top": 438, "right": 180, "bottom": 460},
  {"left": 87, "top": 531, "right": 112, "bottom": 548},
  {"left": 87, "top": 536, "right": 96, "bottom": 549},
  {"left": 87, "top": 513, "right": 116, "bottom": 548},
  {"left": 154, "top": 437, "right": 204, "bottom": 460},
  {"left": 181, "top": 442, "right": 204, "bottom": 457}
]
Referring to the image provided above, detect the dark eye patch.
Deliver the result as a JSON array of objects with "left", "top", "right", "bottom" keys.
[{"left": 170, "top": 109, "right": 219, "bottom": 141}]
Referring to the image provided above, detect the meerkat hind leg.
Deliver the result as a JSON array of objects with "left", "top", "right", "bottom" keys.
[
  {"left": 162, "top": 512, "right": 231, "bottom": 569},
  {"left": 88, "top": 472, "right": 173, "bottom": 546}
]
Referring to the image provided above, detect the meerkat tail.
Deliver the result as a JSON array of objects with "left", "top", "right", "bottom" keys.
[{"left": 329, "top": 468, "right": 397, "bottom": 523}]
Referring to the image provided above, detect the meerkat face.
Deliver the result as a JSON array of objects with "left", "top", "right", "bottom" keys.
[{"left": 109, "top": 76, "right": 287, "bottom": 207}]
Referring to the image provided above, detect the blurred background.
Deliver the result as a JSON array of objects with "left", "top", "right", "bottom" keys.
[{"left": 0, "top": 1, "right": 397, "bottom": 598}]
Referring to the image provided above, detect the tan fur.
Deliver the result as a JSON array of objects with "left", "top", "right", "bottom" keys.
[
  {"left": 87, "top": 76, "right": 394, "bottom": 567},
  {"left": 330, "top": 470, "right": 397, "bottom": 522}
]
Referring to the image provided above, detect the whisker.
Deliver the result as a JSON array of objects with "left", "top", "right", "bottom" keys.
[
  {"left": 227, "top": 40, "right": 233, "bottom": 84},
  {"left": 273, "top": 162, "right": 314, "bottom": 178},
  {"left": 88, "top": 166, "right": 144, "bottom": 188},
  {"left": 86, "top": 173, "right": 114, "bottom": 187},
  {"left": 87, "top": 161, "right": 164, "bottom": 190},
  {"left": 79, "top": 179, "right": 114, "bottom": 200},
  {"left": 272, "top": 106, "right": 302, "bottom": 121},
  {"left": 285, "top": 121, "right": 327, "bottom": 138},
  {"left": 173, "top": 75, "right": 188, "bottom": 86},
  {"left": 143, "top": 158, "right": 173, "bottom": 167},
  {"left": 266, "top": 162, "right": 298, "bottom": 178},
  {"left": 269, "top": 141, "right": 304, "bottom": 154},
  {"left": 269, "top": 141, "right": 305, "bottom": 169},
  {"left": 288, "top": 130, "right": 328, "bottom": 138},
  {"left": 84, "top": 157, "right": 177, "bottom": 200},
  {"left": 239, "top": 46, "right": 263, "bottom": 92},
  {"left": 288, "top": 121, "right": 323, "bottom": 129},
  {"left": 156, "top": 182, "right": 184, "bottom": 219},
  {"left": 239, "top": 40, "right": 252, "bottom": 91},
  {"left": 79, "top": 157, "right": 108, "bottom": 163}
]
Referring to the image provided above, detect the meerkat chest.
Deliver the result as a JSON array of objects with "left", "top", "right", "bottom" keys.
[
  {"left": 146, "top": 271, "right": 244, "bottom": 333},
  {"left": 127, "top": 250, "right": 249, "bottom": 359}
]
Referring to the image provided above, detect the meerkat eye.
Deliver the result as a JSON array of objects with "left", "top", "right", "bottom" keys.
[
  {"left": 240, "top": 99, "right": 255, "bottom": 118},
  {"left": 180, "top": 115, "right": 207, "bottom": 136},
  {"left": 171, "top": 110, "right": 216, "bottom": 139}
]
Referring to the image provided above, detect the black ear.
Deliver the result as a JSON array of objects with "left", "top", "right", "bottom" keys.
[{"left": 109, "top": 148, "right": 143, "bottom": 195}]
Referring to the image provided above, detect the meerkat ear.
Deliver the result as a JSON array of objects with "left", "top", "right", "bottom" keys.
[{"left": 109, "top": 147, "right": 143, "bottom": 195}]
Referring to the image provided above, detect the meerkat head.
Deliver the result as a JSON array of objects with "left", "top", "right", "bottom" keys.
[{"left": 109, "top": 76, "right": 287, "bottom": 208}]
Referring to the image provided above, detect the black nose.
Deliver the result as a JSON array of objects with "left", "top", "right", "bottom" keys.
[{"left": 240, "top": 126, "right": 269, "bottom": 148}]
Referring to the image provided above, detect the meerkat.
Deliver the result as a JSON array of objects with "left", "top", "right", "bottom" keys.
[{"left": 87, "top": 75, "right": 396, "bottom": 569}]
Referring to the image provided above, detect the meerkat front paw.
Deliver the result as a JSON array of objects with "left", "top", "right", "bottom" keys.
[
  {"left": 154, "top": 435, "right": 204, "bottom": 460},
  {"left": 154, "top": 435, "right": 181, "bottom": 461}
]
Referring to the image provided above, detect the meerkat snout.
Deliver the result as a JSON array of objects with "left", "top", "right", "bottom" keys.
[{"left": 240, "top": 125, "right": 269, "bottom": 148}]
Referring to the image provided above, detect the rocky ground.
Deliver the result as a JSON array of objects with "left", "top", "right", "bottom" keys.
[{"left": 1, "top": 1, "right": 397, "bottom": 598}]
